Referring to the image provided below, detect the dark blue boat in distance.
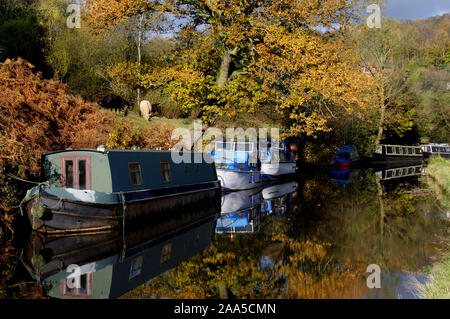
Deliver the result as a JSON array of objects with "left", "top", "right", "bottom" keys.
[{"left": 331, "top": 145, "right": 360, "bottom": 169}]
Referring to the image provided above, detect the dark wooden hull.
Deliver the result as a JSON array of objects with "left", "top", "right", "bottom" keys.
[{"left": 24, "top": 182, "right": 221, "bottom": 234}]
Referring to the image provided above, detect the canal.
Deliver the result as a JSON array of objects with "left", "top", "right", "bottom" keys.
[{"left": 1, "top": 165, "right": 448, "bottom": 299}]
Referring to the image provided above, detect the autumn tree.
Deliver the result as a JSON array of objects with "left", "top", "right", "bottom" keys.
[{"left": 84, "top": 0, "right": 377, "bottom": 136}]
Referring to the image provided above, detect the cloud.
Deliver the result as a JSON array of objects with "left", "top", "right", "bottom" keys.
[{"left": 385, "top": 0, "right": 450, "bottom": 20}]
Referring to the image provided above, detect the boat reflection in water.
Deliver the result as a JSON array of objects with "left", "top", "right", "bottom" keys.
[
  {"left": 374, "top": 163, "right": 425, "bottom": 181},
  {"left": 216, "top": 180, "right": 298, "bottom": 234},
  {"left": 22, "top": 204, "right": 220, "bottom": 299},
  {"left": 330, "top": 168, "right": 360, "bottom": 187},
  {"left": 260, "top": 181, "right": 297, "bottom": 217},
  {"left": 216, "top": 188, "right": 262, "bottom": 234},
  {"left": 331, "top": 163, "right": 425, "bottom": 187}
]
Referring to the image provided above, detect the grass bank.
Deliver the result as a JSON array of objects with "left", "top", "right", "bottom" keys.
[{"left": 420, "top": 157, "right": 450, "bottom": 299}]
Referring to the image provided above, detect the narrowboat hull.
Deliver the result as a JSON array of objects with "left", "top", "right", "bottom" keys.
[
  {"left": 423, "top": 152, "right": 450, "bottom": 159},
  {"left": 369, "top": 154, "right": 423, "bottom": 165},
  {"left": 260, "top": 162, "right": 297, "bottom": 179},
  {"left": 216, "top": 168, "right": 261, "bottom": 191},
  {"left": 22, "top": 181, "right": 221, "bottom": 234}
]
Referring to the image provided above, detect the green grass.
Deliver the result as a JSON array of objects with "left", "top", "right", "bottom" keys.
[
  {"left": 427, "top": 157, "right": 450, "bottom": 209},
  {"left": 420, "top": 251, "right": 450, "bottom": 299},
  {"left": 419, "top": 157, "right": 450, "bottom": 299}
]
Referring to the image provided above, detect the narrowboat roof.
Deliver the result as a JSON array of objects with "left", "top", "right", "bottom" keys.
[{"left": 42, "top": 148, "right": 207, "bottom": 156}]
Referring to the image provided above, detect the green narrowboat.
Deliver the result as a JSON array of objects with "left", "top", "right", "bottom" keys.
[{"left": 20, "top": 147, "right": 221, "bottom": 234}]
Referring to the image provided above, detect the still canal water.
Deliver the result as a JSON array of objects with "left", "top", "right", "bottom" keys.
[{"left": 2, "top": 165, "right": 449, "bottom": 299}]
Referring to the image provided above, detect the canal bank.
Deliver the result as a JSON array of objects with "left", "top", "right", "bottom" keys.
[{"left": 419, "top": 157, "right": 450, "bottom": 299}]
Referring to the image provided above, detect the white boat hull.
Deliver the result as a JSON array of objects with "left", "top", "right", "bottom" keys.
[
  {"left": 261, "top": 162, "right": 296, "bottom": 179},
  {"left": 217, "top": 168, "right": 261, "bottom": 191}
]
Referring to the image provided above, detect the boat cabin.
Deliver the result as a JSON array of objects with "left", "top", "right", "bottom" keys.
[
  {"left": 40, "top": 148, "right": 217, "bottom": 193},
  {"left": 375, "top": 145, "right": 422, "bottom": 157},
  {"left": 258, "top": 138, "right": 294, "bottom": 164},
  {"left": 212, "top": 140, "right": 258, "bottom": 171},
  {"left": 421, "top": 143, "right": 450, "bottom": 158},
  {"left": 333, "top": 145, "right": 360, "bottom": 164}
]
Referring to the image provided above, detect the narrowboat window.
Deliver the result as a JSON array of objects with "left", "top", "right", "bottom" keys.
[
  {"left": 128, "top": 163, "right": 143, "bottom": 186},
  {"left": 396, "top": 147, "right": 401, "bottom": 154},
  {"left": 432, "top": 147, "right": 439, "bottom": 152},
  {"left": 78, "top": 160, "right": 86, "bottom": 190},
  {"left": 386, "top": 146, "right": 393, "bottom": 154},
  {"left": 415, "top": 148, "right": 422, "bottom": 155},
  {"left": 65, "top": 160, "right": 74, "bottom": 188},
  {"left": 160, "top": 162, "right": 172, "bottom": 183},
  {"left": 402, "top": 147, "right": 407, "bottom": 154},
  {"left": 408, "top": 148, "right": 413, "bottom": 155},
  {"left": 79, "top": 274, "right": 88, "bottom": 294},
  {"left": 386, "top": 170, "right": 393, "bottom": 178},
  {"left": 129, "top": 256, "right": 143, "bottom": 280},
  {"left": 440, "top": 147, "right": 446, "bottom": 152},
  {"left": 160, "top": 243, "right": 172, "bottom": 265}
]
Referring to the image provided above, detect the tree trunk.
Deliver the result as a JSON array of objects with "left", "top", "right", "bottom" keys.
[
  {"left": 217, "top": 50, "right": 232, "bottom": 88},
  {"left": 375, "top": 87, "right": 386, "bottom": 145},
  {"left": 137, "top": 14, "right": 143, "bottom": 109}
]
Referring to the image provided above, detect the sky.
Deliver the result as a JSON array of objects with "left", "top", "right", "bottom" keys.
[{"left": 385, "top": 0, "right": 450, "bottom": 20}]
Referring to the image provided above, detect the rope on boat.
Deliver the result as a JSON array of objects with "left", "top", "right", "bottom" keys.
[
  {"left": 6, "top": 172, "right": 49, "bottom": 185},
  {"left": 120, "top": 192, "right": 127, "bottom": 263},
  {"left": 5, "top": 172, "right": 49, "bottom": 213}
]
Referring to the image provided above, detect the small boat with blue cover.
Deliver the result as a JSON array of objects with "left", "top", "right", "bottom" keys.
[
  {"left": 332, "top": 145, "right": 360, "bottom": 168},
  {"left": 212, "top": 140, "right": 261, "bottom": 191},
  {"left": 20, "top": 147, "right": 221, "bottom": 234}
]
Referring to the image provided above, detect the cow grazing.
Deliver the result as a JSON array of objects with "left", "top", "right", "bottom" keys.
[
  {"left": 140, "top": 100, "right": 152, "bottom": 121},
  {"left": 99, "top": 94, "right": 130, "bottom": 115}
]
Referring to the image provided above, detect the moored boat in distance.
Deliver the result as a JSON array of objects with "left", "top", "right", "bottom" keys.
[
  {"left": 331, "top": 145, "right": 360, "bottom": 169},
  {"left": 371, "top": 144, "right": 423, "bottom": 165},
  {"left": 20, "top": 147, "right": 221, "bottom": 234},
  {"left": 421, "top": 143, "right": 450, "bottom": 159},
  {"left": 212, "top": 140, "right": 261, "bottom": 191},
  {"left": 259, "top": 139, "right": 297, "bottom": 180}
]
